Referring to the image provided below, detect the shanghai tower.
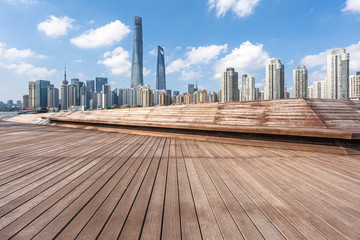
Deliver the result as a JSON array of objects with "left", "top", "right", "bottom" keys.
[
  {"left": 131, "top": 16, "right": 143, "bottom": 88},
  {"left": 156, "top": 46, "right": 166, "bottom": 90}
]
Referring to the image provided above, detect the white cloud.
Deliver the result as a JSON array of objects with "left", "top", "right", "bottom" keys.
[
  {"left": 71, "top": 20, "right": 130, "bottom": 48},
  {"left": 0, "top": 61, "right": 56, "bottom": 79},
  {"left": 301, "top": 41, "right": 360, "bottom": 76},
  {"left": 342, "top": 0, "right": 360, "bottom": 13},
  {"left": 300, "top": 49, "right": 331, "bottom": 68},
  {"left": 214, "top": 41, "right": 270, "bottom": 78},
  {"left": 98, "top": 47, "right": 131, "bottom": 76},
  {"left": 180, "top": 70, "right": 203, "bottom": 81},
  {"left": 287, "top": 59, "right": 294, "bottom": 65},
  {"left": 208, "top": 0, "right": 261, "bottom": 18},
  {"left": 167, "top": 58, "right": 187, "bottom": 74},
  {"left": 37, "top": 15, "right": 75, "bottom": 38},
  {"left": 143, "top": 67, "right": 151, "bottom": 77},
  {"left": 186, "top": 44, "right": 228, "bottom": 65},
  {"left": 89, "top": 20, "right": 95, "bottom": 24},
  {"left": 149, "top": 49, "right": 157, "bottom": 56},
  {"left": 167, "top": 44, "right": 227, "bottom": 74},
  {"left": 347, "top": 42, "right": 360, "bottom": 72},
  {"left": 77, "top": 73, "right": 85, "bottom": 79},
  {"left": 3, "top": 0, "right": 38, "bottom": 5},
  {"left": 0, "top": 43, "right": 46, "bottom": 60},
  {"left": 73, "top": 59, "right": 82, "bottom": 63}
]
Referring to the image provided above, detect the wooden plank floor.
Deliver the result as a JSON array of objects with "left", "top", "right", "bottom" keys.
[{"left": 0, "top": 121, "right": 359, "bottom": 239}]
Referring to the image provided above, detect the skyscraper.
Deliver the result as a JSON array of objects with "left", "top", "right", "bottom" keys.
[
  {"left": 131, "top": 16, "right": 143, "bottom": 88},
  {"left": 326, "top": 48, "right": 349, "bottom": 99},
  {"left": 71, "top": 78, "right": 80, "bottom": 106},
  {"left": 349, "top": 72, "right": 360, "bottom": 99},
  {"left": 241, "top": 74, "right": 256, "bottom": 101},
  {"left": 22, "top": 95, "right": 29, "bottom": 109},
  {"left": 293, "top": 66, "right": 308, "bottom": 98},
  {"left": 156, "top": 46, "right": 166, "bottom": 90},
  {"left": 47, "top": 86, "right": 59, "bottom": 109},
  {"left": 96, "top": 77, "right": 108, "bottom": 93},
  {"left": 220, "top": 68, "right": 239, "bottom": 103},
  {"left": 28, "top": 81, "right": 36, "bottom": 109},
  {"left": 265, "top": 59, "right": 285, "bottom": 100},
  {"left": 61, "top": 85, "right": 68, "bottom": 110},
  {"left": 35, "top": 80, "right": 51, "bottom": 109},
  {"left": 188, "top": 84, "right": 195, "bottom": 95},
  {"left": 101, "top": 84, "right": 111, "bottom": 109}
]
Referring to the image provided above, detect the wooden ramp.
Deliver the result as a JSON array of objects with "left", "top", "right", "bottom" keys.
[
  {"left": 0, "top": 122, "right": 359, "bottom": 239},
  {"left": 39, "top": 98, "right": 360, "bottom": 140}
]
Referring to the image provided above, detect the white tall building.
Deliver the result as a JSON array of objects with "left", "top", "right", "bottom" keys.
[
  {"left": 312, "top": 81, "right": 322, "bottom": 99},
  {"left": 326, "top": 48, "right": 349, "bottom": 99},
  {"left": 220, "top": 68, "right": 239, "bottom": 103},
  {"left": 265, "top": 59, "right": 285, "bottom": 100},
  {"left": 47, "top": 86, "right": 59, "bottom": 109},
  {"left": 101, "top": 84, "right": 111, "bottom": 109},
  {"left": 241, "top": 74, "right": 256, "bottom": 101},
  {"left": 320, "top": 80, "right": 327, "bottom": 99},
  {"left": 293, "top": 66, "right": 308, "bottom": 98},
  {"left": 349, "top": 72, "right": 360, "bottom": 99}
]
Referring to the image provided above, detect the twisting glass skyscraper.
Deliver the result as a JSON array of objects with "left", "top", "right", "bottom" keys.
[
  {"left": 131, "top": 16, "right": 143, "bottom": 88},
  {"left": 156, "top": 46, "right": 166, "bottom": 90}
]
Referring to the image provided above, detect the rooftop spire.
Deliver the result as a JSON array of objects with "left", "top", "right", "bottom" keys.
[{"left": 62, "top": 64, "right": 68, "bottom": 85}]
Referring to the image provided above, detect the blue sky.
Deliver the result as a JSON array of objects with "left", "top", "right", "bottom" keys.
[{"left": 0, "top": 0, "right": 360, "bottom": 102}]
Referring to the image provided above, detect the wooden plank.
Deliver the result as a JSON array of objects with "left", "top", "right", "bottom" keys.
[
  {"left": 95, "top": 137, "right": 159, "bottom": 239},
  {"left": 140, "top": 138, "right": 170, "bottom": 240},
  {"left": 73, "top": 136, "right": 156, "bottom": 239},
  {"left": 181, "top": 140, "right": 224, "bottom": 240},
  {"left": 161, "top": 138, "right": 181, "bottom": 240},
  {"left": 187, "top": 141, "right": 244, "bottom": 240},
  {"left": 175, "top": 138, "right": 202, "bottom": 240},
  {"left": 195, "top": 141, "right": 265, "bottom": 240},
  {"left": 1, "top": 135, "right": 144, "bottom": 239}
]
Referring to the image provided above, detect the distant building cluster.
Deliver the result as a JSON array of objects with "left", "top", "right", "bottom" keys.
[{"left": 15, "top": 17, "right": 359, "bottom": 113}]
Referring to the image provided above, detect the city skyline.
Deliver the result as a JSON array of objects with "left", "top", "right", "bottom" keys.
[{"left": 0, "top": 0, "right": 360, "bottom": 102}]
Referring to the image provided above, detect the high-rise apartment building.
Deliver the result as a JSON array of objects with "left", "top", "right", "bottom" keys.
[
  {"left": 159, "top": 93, "right": 170, "bottom": 106},
  {"left": 96, "top": 77, "right": 108, "bottom": 93},
  {"left": 102, "top": 84, "right": 111, "bottom": 109},
  {"left": 35, "top": 80, "right": 51, "bottom": 109},
  {"left": 326, "top": 48, "right": 349, "bottom": 99},
  {"left": 184, "top": 94, "right": 192, "bottom": 104},
  {"left": 156, "top": 46, "right": 166, "bottom": 90},
  {"left": 220, "top": 68, "right": 239, "bottom": 103},
  {"left": 28, "top": 81, "right": 36, "bottom": 109},
  {"left": 22, "top": 95, "right": 29, "bottom": 109},
  {"left": 349, "top": 72, "right": 360, "bottom": 99},
  {"left": 293, "top": 66, "right": 308, "bottom": 98},
  {"left": 47, "top": 86, "right": 59, "bottom": 109},
  {"left": 241, "top": 74, "right": 256, "bottom": 101},
  {"left": 131, "top": 16, "right": 143, "bottom": 88},
  {"left": 209, "top": 92, "right": 218, "bottom": 103},
  {"left": 139, "top": 85, "right": 153, "bottom": 107},
  {"left": 265, "top": 59, "right": 284, "bottom": 100}
]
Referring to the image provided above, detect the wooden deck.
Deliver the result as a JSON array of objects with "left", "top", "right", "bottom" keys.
[{"left": 0, "top": 122, "right": 360, "bottom": 239}]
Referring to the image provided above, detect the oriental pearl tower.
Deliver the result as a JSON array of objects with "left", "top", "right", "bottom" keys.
[
  {"left": 62, "top": 65, "right": 68, "bottom": 85},
  {"left": 61, "top": 65, "right": 69, "bottom": 110}
]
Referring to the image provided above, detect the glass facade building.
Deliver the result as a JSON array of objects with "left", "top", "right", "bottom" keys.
[
  {"left": 131, "top": 16, "right": 143, "bottom": 88},
  {"left": 96, "top": 77, "right": 108, "bottom": 93},
  {"left": 35, "top": 80, "right": 51, "bottom": 109},
  {"left": 156, "top": 46, "right": 166, "bottom": 90}
]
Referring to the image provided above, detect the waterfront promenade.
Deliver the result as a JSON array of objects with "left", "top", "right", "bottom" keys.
[{"left": 0, "top": 121, "right": 360, "bottom": 239}]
